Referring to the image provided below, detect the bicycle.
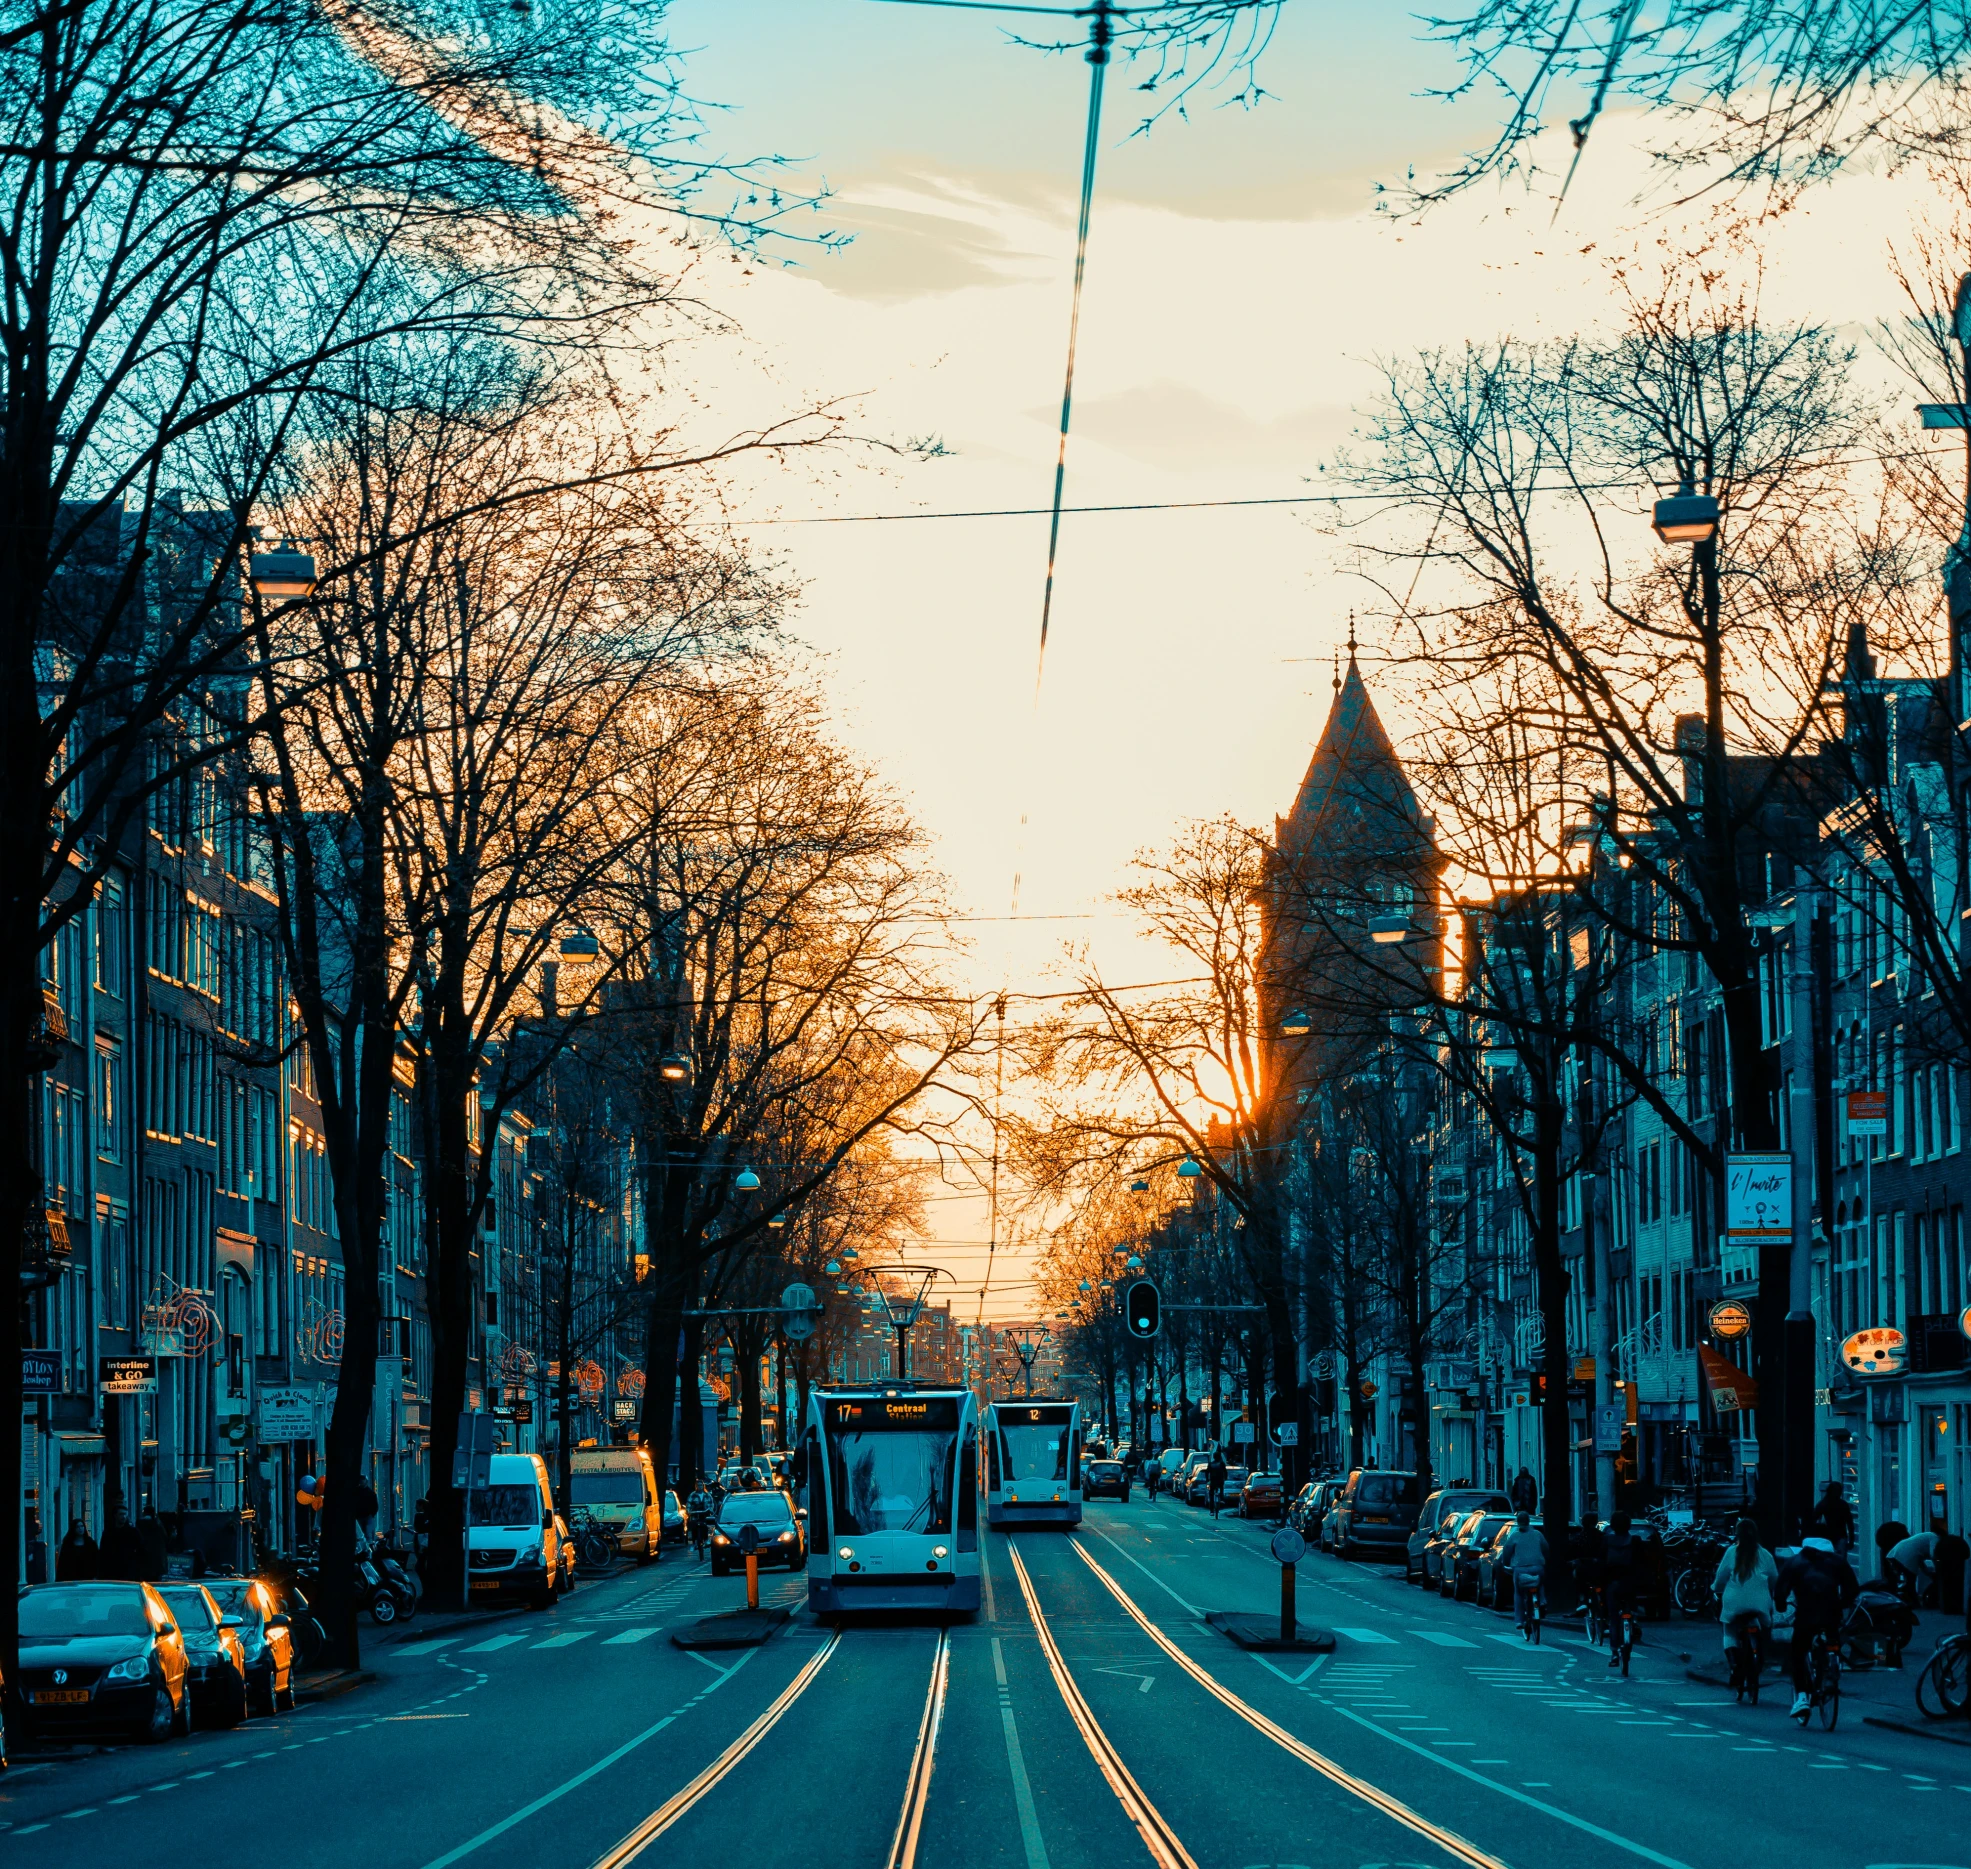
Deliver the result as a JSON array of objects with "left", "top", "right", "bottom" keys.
[
  {"left": 567, "top": 1508, "right": 616, "bottom": 1573},
  {"left": 1608, "top": 1597, "right": 1639, "bottom": 1676},
  {"left": 1579, "top": 1585, "right": 1607, "bottom": 1650},
  {"left": 1916, "top": 1632, "right": 1970, "bottom": 1722},
  {"left": 1725, "top": 1612, "right": 1766, "bottom": 1706},
  {"left": 688, "top": 1510, "right": 710, "bottom": 1562},
  {"left": 1514, "top": 1573, "right": 1544, "bottom": 1644},
  {"left": 1804, "top": 1630, "right": 1841, "bottom": 1730}
]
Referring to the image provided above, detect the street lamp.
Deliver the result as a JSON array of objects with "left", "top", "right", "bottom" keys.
[
  {"left": 1177, "top": 1158, "right": 1202, "bottom": 1179},
  {"left": 1279, "top": 1008, "right": 1311, "bottom": 1034},
  {"left": 657, "top": 1051, "right": 690, "bottom": 1083},
  {"left": 767, "top": 1212, "right": 786, "bottom": 1229},
  {"left": 1367, "top": 915, "right": 1412, "bottom": 945},
  {"left": 1650, "top": 481, "right": 1720, "bottom": 545},
  {"left": 734, "top": 1167, "right": 761, "bottom": 1192},
  {"left": 249, "top": 542, "right": 317, "bottom": 599},
  {"left": 1129, "top": 1178, "right": 1149, "bottom": 1193},
  {"left": 1126, "top": 1255, "right": 1142, "bottom": 1271}
]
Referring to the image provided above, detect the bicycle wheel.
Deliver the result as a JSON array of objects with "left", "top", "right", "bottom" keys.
[
  {"left": 1817, "top": 1654, "right": 1841, "bottom": 1730},
  {"left": 1672, "top": 1568, "right": 1712, "bottom": 1617},
  {"left": 1916, "top": 1640, "right": 1971, "bottom": 1720}
]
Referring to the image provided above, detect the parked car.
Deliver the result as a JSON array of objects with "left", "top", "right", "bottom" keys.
[
  {"left": 1328, "top": 1469, "right": 1422, "bottom": 1560},
  {"left": 1475, "top": 1518, "right": 1544, "bottom": 1611},
  {"left": 467, "top": 1451, "right": 566, "bottom": 1608},
  {"left": 1217, "top": 1466, "right": 1250, "bottom": 1508},
  {"left": 1443, "top": 1512, "right": 1516, "bottom": 1601},
  {"left": 202, "top": 1576, "right": 295, "bottom": 1716},
  {"left": 1287, "top": 1483, "right": 1321, "bottom": 1532},
  {"left": 662, "top": 1489, "right": 689, "bottom": 1548},
  {"left": 1320, "top": 1473, "right": 1361, "bottom": 1549},
  {"left": 1408, "top": 1488, "right": 1511, "bottom": 1584},
  {"left": 1241, "top": 1472, "right": 1283, "bottom": 1519},
  {"left": 711, "top": 1488, "right": 807, "bottom": 1575},
  {"left": 1179, "top": 1457, "right": 1214, "bottom": 1504},
  {"left": 1084, "top": 1459, "right": 1131, "bottom": 1501},
  {"left": 552, "top": 1516, "right": 579, "bottom": 1592},
  {"left": 159, "top": 1584, "right": 249, "bottom": 1727},
  {"left": 16, "top": 1581, "right": 191, "bottom": 1744}
]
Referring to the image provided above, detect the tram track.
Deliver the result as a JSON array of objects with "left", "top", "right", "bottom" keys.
[{"left": 584, "top": 1623, "right": 953, "bottom": 1869}]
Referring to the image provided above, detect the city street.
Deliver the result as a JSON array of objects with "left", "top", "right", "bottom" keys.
[{"left": 6, "top": 1504, "right": 1965, "bottom": 1869}]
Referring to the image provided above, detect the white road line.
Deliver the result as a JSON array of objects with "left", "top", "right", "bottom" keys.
[
  {"left": 603, "top": 1629, "right": 660, "bottom": 1646},
  {"left": 1079, "top": 1522, "right": 1201, "bottom": 1616},
  {"left": 396, "top": 1637, "right": 461, "bottom": 1658},
  {"left": 462, "top": 1633, "right": 528, "bottom": 1653},
  {"left": 1335, "top": 1628, "right": 1398, "bottom": 1644},
  {"left": 532, "top": 1631, "right": 593, "bottom": 1649},
  {"left": 1410, "top": 1631, "right": 1478, "bottom": 1648},
  {"left": 991, "top": 1636, "right": 1052, "bottom": 1869},
  {"left": 418, "top": 1645, "right": 762, "bottom": 1869}
]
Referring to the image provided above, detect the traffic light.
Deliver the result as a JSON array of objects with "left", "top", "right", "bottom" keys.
[{"left": 1123, "top": 1277, "right": 1161, "bottom": 1340}]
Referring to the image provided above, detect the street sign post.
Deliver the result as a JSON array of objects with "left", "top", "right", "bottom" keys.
[
  {"left": 1270, "top": 1524, "right": 1306, "bottom": 1640},
  {"left": 1845, "top": 1089, "right": 1888, "bottom": 1137},
  {"left": 1232, "top": 1419, "right": 1255, "bottom": 1445},
  {"left": 1594, "top": 1402, "right": 1624, "bottom": 1454}
]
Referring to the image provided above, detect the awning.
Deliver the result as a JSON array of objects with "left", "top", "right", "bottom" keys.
[
  {"left": 54, "top": 1433, "right": 106, "bottom": 1458},
  {"left": 1699, "top": 1345, "right": 1758, "bottom": 1414}
]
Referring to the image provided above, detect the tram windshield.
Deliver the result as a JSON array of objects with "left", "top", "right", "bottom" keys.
[
  {"left": 998, "top": 1405, "right": 1073, "bottom": 1482},
  {"left": 824, "top": 1396, "right": 960, "bottom": 1536}
]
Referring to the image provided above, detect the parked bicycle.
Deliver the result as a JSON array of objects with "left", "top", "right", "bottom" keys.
[
  {"left": 566, "top": 1507, "right": 616, "bottom": 1573},
  {"left": 1916, "top": 1632, "right": 1970, "bottom": 1722}
]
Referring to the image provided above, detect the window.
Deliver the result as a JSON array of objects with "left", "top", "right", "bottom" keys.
[
  {"left": 95, "top": 877, "right": 126, "bottom": 996},
  {"left": 96, "top": 1038, "right": 123, "bottom": 1163},
  {"left": 98, "top": 1200, "right": 129, "bottom": 1329},
  {"left": 42, "top": 1078, "right": 87, "bottom": 1216}
]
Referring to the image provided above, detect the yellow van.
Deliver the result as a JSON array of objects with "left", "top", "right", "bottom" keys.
[{"left": 568, "top": 1447, "right": 661, "bottom": 1562}]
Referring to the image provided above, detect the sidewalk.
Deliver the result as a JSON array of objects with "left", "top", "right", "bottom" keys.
[{"left": 1683, "top": 1652, "right": 1971, "bottom": 1748}]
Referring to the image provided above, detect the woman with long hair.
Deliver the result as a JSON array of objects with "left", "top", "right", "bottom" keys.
[{"left": 1713, "top": 1516, "right": 1778, "bottom": 1699}]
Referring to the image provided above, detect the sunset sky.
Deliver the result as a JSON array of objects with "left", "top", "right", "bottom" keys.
[{"left": 661, "top": 0, "right": 1963, "bottom": 1320}]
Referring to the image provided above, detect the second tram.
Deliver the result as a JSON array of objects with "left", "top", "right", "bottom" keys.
[
  {"left": 984, "top": 1397, "right": 1082, "bottom": 1528},
  {"left": 798, "top": 1384, "right": 981, "bottom": 1616}
]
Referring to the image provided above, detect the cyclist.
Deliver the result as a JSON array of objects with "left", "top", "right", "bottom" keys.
[
  {"left": 1710, "top": 1517, "right": 1776, "bottom": 1696},
  {"left": 1603, "top": 1513, "right": 1639, "bottom": 1671},
  {"left": 686, "top": 1482, "right": 714, "bottom": 1560},
  {"left": 1774, "top": 1535, "right": 1859, "bottom": 1724},
  {"left": 1573, "top": 1516, "right": 1608, "bottom": 1642},
  {"left": 1206, "top": 1450, "right": 1228, "bottom": 1521},
  {"left": 1498, "top": 1510, "right": 1549, "bottom": 1639}
]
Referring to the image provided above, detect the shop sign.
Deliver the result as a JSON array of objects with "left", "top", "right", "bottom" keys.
[
  {"left": 21, "top": 1349, "right": 59, "bottom": 1394},
  {"left": 510, "top": 1401, "right": 533, "bottom": 1425},
  {"left": 99, "top": 1355, "right": 157, "bottom": 1395},
  {"left": 1845, "top": 1089, "right": 1888, "bottom": 1136},
  {"left": 1839, "top": 1327, "right": 1906, "bottom": 1377},
  {"left": 1726, "top": 1154, "right": 1792, "bottom": 1243},
  {"left": 1960, "top": 1303, "right": 1971, "bottom": 1344},
  {"left": 255, "top": 1385, "right": 317, "bottom": 1441},
  {"left": 1709, "top": 1300, "right": 1753, "bottom": 1341}
]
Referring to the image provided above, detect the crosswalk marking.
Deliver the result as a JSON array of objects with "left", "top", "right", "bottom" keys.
[
  {"left": 532, "top": 1631, "right": 593, "bottom": 1649},
  {"left": 463, "top": 1633, "right": 530, "bottom": 1653},
  {"left": 394, "top": 1637, "right": 460, "bottom": 1658},
  {"left": 603, "top": 1629, "right": 660, "bottom": 1645},
  {"left": 1334, "top": 1627, "right": 1398, "bottom": 1643},
  {"left": 1408, "top": 1630, "right": 1478, "bottom": 1648}
]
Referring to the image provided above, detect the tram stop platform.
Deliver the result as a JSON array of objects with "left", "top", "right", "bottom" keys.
[
  {"left": 1204, "top": 1611, "right": 1336, "bottom": 1655},
  {"left": 672, "top": 1604, "right": 795, "bottom": 1650}
]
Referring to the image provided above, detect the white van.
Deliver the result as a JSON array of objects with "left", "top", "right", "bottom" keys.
[
  {"left": 466, "top": 1452, "right": 564, "bottom": 1608},
  {"left": 569, "top": 1447, "right": 662, "bottom": 1561}
]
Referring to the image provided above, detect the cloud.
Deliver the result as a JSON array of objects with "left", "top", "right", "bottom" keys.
[{"left": 1060, "top": 379, "right": 1353, "bottom": 471}]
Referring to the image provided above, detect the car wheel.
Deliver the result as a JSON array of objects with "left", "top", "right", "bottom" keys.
[
  {"left": 137, "top": 1683, "right": 175, "bottom": 1744},
  {"left": 215, "top": 1673, "right": 247, "bottom": 1730},
  {"left": 252, "top": 1665, "right": 277, "bottom": 1720},
  {"left": 173, "top": 1683, "right": 193, "bottom": 1737}
]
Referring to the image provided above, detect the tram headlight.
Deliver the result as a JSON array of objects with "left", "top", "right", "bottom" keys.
[
  {"left": 837, "top": 1546, "right": 853, "bottom": 1561},
  {"left": 932, "top": 1545, "right": 948, "bottom": 1560}
]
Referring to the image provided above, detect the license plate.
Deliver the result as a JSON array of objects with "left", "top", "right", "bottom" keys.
[
  {"left": 1361, "top": 1513, "right": 1388, "bottom": 1523},
  {"left": 33, "top": 1688, "right": 90, "bottom": 1705},
  {"left": 470, "top": 1579, "right": 502, "bottom": 1591}
]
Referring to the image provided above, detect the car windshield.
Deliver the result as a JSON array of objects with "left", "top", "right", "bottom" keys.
[
  {"left": 162, "top": 1588, "right": 218, "bottom": 1632},
  {"left": 467, "top": 1485, "right": 542, "bottom": 1528},
  {"left": 1222, "top": 1469, "right": 1249, "bottom": 1486},
  {"left": 570, "top": 1471, "right": 647, "bottom": 1505},
  {"left": 719, "top": 1493, "right": 793, "bottom": 1526},
  {"left": 665, "top": 1492, "right": 682, "bottom": 1515},
  {"left": 1089, "top": 1462, "right": 1121, "bottom": 1476},
  {"left": 21, "top": 1585, "right": 151, "bottom": 1638},
  {"left": 1474, "top": 1516, "right": 1512, "bottom": 1543},
  {"left": 1359, "top": 1474, "right": 1419, "bottom": 1506}
]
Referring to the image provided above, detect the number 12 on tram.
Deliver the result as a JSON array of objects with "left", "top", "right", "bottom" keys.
[
  {"left": 797, "top": 1387, "right": 981, "bottom": 1616},
  {"left": 984, "top": 1399, "right": 1082, "bottom": 1528}
]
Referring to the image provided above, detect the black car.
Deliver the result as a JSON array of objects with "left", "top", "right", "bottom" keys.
[
  {"left": 1084, "top": 1459, "right": 1131, "bottom": 1501},
  {"left": 711, "top": 1489, "right": 807, "bottom": 1575},
  {"left": 17, "top": 1581, "right": 191, "bottom": 1744},
  {"left": 159, "top": 1583, "right": 249, "bottom": 1727},
  {"left": 203, "top": 1577, "right": 296, "bottom": 1716}
]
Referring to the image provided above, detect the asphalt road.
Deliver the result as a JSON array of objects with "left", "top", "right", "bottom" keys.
[{"left": 5, "top": 1505, "right": 1969, "bottom": 1869}]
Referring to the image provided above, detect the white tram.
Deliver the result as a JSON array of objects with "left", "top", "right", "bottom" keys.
[
  {"left": 798, "top": 1385, "right": 981, "bottom": 1616},
  {"left": 983, "top": 1397, "right": 1082, "bottom": 1528}
]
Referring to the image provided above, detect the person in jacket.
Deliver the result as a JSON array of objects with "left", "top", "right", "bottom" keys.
[
  {"left": 1509, "top": 1467, "right": 1538, "bottom": 1515},
  {"left": 1602, "top": 1513, "right": 1638, "bottom": 1666},
  {"left": 1206, "top": 1451, "right": 1228, "bottom": 1519},
  {"left": 1710, "top": 1517, "right": 1777, "bottom": 1662},
  {"left": 1498, "top": 1512, "right": 1549, "bottom": 1629},
  {"left": 1774, "top": 1536, "right": 1860, "bottom": 1722},
  {"left": 55, "top": 1514, "right": 99, "bottom": 1581},
  {"left": 1805, "top": 1482, "right": 1855, "bottom": 1553}
]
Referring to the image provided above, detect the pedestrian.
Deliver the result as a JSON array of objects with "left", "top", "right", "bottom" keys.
[
  {"left": 1710, "top": 1516, "right": 1776, "bottom": 1666},
  {"left": 99, "top": 1504, "right": 146, "bottom": 1580},
  {"left": 23, "top": 1505, "right": 48, "bottom": 1585},
  {"left": 56, "top": 1513, "right": 99, "bottom": 1581},
  {"left": 1886, "top": 1527, "right": 1940, "bottom": 1604},
  {"left": 1873, "top": 1517, "right": 1911, "bottom": 1580},
  {"left": 135, "top": 1508, "right": 169, "bottom": 1580},
  {"left": 1207, "top": 1449, "right": 1228, "bottom": 1520},
  {"left": 1934, "top": 1520, "right": 1969, "bottom": 1617},
  {"left": 1509, "top": 1466, "right": 1538, "bottom": 1516},
  {"left": 354, "top": 1474, "right": 381, "bottom": 1548},
  {"left": 1805, "top": 1481, "right": 1855, "bottom": 1553},
  {"left": 1774, "top": 1536, "right": 1859, "bottom": 1723}
]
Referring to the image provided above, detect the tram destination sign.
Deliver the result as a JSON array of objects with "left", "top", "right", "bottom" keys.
[{"left": 826, "top": 1396, "right": 960, "bottom": 1431}]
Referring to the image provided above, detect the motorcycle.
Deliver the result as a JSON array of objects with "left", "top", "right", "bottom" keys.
[{"left": 366, "top": 1535, "right": 421, "bottom": 1625}]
